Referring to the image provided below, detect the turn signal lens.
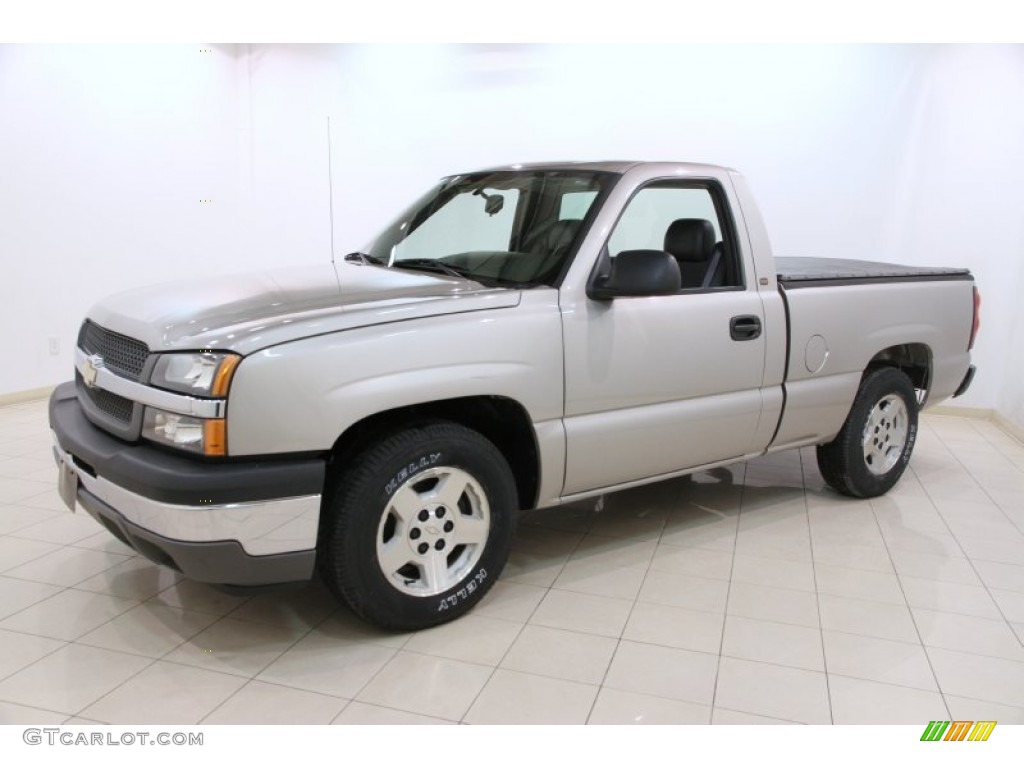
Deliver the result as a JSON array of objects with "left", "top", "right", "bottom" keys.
[
  {"left": 211, "top": 355, "right": 241, "bottom": 397},
  {"left": 151, "top": 352, "right": 242, "bottom": 397},
  {"left": 203, "top": 419, "right": 227, "bottom": 456},
  {"left": 142, "top": 409, "right": 226, "bottom": 456}
]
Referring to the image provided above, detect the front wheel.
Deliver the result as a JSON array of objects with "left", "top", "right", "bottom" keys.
[
  {"left": 816, "top": 367, "right": 919, "bottom": 498},
  {"left": 319, "top": 421, "right": 516, "bottom": 630}
]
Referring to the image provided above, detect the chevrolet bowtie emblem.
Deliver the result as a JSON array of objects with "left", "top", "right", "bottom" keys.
[{"left": 83, "top": 354, "right": 105, "bottom": 388}]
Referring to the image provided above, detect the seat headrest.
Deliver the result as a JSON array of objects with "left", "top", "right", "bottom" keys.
[{"left": 664, "top": 219, "right": 715, "bottom": 263}]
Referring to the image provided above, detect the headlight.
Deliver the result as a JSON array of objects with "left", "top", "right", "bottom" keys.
[
  {"left": 150, "top": 352, "right": 241, "bottom": 397},
  {"left": 142, "top": 408, "right": 227, "bottom": 456}
]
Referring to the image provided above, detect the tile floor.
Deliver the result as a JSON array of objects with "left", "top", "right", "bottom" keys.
[{"left": 0, "top": 397, "right": 1023, "bottom": 725}]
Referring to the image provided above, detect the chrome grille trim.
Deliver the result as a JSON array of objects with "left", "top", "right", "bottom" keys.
[
  {"left": 76, "top": 371, "right": 134, "bottom": 423},
  {"left": 78, "top": 320, "right": 150, "bottom": 380},
  {"left": 74, "top": 347, "right": 227, "bottom": 419}
]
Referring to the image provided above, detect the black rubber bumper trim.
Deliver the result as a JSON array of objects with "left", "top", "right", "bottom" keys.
[
  {"left": 78, "top": 486, "right": 316, "bottom": 586},
  {"left": 49, "top": 381, "right": 326, "bottom": 506},
  {"left": 953, "top": 365, "right": 976, "bottom": 398}
]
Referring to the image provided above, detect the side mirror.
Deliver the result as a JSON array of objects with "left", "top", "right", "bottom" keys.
[{"left": 589, "top": 249, "right": 681, "bottom": 300}]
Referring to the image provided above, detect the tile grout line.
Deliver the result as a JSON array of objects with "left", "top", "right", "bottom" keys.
[
  {"left": 67, "top": 591, "right": 335, "bottom": 722},
  {"left": 1, "top": 509, "right": 313, "bottom": 722},
  {"left": 458, "top": 511, "right": 597, "bottom": 724},
  {"left": 580, "top": 494, "right": 672, "bottom": 724},
  {"left": 706, "top": 459, "right": 745, "bottom": 724},
  {"left": 0, "top": 541, "right": 83, "bottom": 578},
  {"left": 335, "top": 510, "right": 590, "bottom": 725},
  {"left": 0, "top": 555, "right": 146, "bottom": 692},
  {"left": 870, "top": 467, "right": 953, "bottom": 721},
  {"left": 0, "top": 695, "right": 75, "bottom": 721},
  {"left": 918, "top": 428, "right": 1024, "bottom": 650},
  {"left": 36, "top": 572, "right": 252, "bottom": 720},
  {"left": 799, "top": 448, "right": 834, "bottom": 725},
  {"left": 921, "top": 416, "right": 1024, "bottom": 539},
  {"left": 198, "top": 676, "right": 350, "bottom": 725},
  {"left": 0, "top": 636, "right": 72, "bottom": 689}
]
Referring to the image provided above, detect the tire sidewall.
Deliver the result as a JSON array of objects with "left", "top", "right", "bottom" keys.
[
  {"left": 843, "top": 369, "right": 919, "bottom": 497},
  {"left": 331, "top": 424, "right": 515, "bottom": 629}
]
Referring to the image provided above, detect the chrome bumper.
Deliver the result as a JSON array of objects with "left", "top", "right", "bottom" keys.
[{"left": 52, "top": 433, "right": 320, "bottom": 558}]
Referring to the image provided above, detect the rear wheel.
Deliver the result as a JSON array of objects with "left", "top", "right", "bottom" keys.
[
  {"left": 817, "top": 367, "right": 919, "bottom": 498},
  {"left": 319, "top": 421, "right": 516, "bottom": 630}
]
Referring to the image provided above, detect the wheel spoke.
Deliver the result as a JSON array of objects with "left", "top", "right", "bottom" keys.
[
  {"left": 387, "top": 484, "right": 423, "bottom": 524},
  {"left": 453, "top": 515, "right": 489, "bottom": 547},
  {"left": 868, "top": 410, "right": 883, "bottom": 432},
  {"left": 890, "top": 423, "right": 907, "bottom": 450},
  {"left": 378, "top": 540, "right": 412, "bottom": 577},
  {"left": 416, "top": 550, "right": 448, "bottom": 592},
  {"left": 864, "top": 444, "right": 881, "bottom": 469},
  {"left": 430, "top": 470, "right": 470, "bottom": 512}
]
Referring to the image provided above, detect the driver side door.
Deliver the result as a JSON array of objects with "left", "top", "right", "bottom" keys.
[{"left": 560, "top": 180, "right": 768, "bottom": 495}]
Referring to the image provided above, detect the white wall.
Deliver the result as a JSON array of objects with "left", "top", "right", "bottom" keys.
[
  {"left": 881, "top": 45, "right": 1024, "bottom": 421},
  {"left": 0, "top": 45, "right": 244, "bottom": 394},
  {"left": 2, "top": 44, "right": 1022, "bottom": 430}
]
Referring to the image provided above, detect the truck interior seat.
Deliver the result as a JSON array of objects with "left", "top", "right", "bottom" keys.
[{"left": 664, "top": 218, "right": 723, "bottom": 289}]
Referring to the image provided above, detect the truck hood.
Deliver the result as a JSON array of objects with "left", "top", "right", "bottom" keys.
[{"left": 86, "top": 261, "right": 521, "bottom": 355}]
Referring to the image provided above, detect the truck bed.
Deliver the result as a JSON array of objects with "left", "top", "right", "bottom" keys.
[{"left": 776, "top": 257, "right": 971, "bottom": 288}]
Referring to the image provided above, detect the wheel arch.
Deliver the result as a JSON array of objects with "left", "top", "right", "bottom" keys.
[
  {"left": 865, "top": 343, "right": 932, "bottom": 403},
  {"left": 325, "top": 395, "right": 541, "bottom": 512}
]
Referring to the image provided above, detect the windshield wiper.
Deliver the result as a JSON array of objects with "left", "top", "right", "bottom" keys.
[
  {"left": 343, "top": 251, "right": 387, "bottom": 266},
  {"left": 391, "top": 258, "right": 476, "bottom": 281}
]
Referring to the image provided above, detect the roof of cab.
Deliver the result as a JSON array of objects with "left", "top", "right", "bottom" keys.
[{"left": 463, "top": 160, "right": 737, "bottom": 176}]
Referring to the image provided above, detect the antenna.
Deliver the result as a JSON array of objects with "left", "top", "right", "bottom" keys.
[{"left": 327, "top": 116, "right": 336, "bottom": 262}]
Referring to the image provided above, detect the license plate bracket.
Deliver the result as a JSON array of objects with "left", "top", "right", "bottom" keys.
[{"left": 56, "top": 454, "right": 79, "bottom": 513}]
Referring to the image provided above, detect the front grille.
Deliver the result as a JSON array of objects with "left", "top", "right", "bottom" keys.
[
  {"left": 76, "top": 371, "right": 135, "bottom": 424},
  {"left": 78, "top": 320, "right": 150, "bottom": 380}
]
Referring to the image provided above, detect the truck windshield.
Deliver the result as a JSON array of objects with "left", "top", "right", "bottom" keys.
[{"left": 361, "top": 170, "right": 617, "bottom": 287}]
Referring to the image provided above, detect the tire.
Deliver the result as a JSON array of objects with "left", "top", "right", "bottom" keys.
[
  {"left": 318, "top": 421, "right": 516, "bottom": 630},
  {"left": 816, "top": 367, "right": 919, "bottom": 498}
]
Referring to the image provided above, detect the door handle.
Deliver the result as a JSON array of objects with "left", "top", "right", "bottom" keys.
[{"left": 730, "top": 315, "right": 762, "bottom": 341}]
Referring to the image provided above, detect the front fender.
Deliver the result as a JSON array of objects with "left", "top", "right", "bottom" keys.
[{"left": 225, "top": 293, "right": 564, "bottom": 456}]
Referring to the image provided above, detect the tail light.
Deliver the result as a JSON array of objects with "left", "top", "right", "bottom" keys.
[{"left": 968, "top": 286, "right": 981, "bottom": 350}]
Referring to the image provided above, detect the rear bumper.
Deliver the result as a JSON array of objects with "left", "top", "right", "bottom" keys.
[
  {"left": 953, "top": 365, "right": 976, "bottom": 398},
  {"left": 48, "top": 382, "right": 325, "bottom": 586}
]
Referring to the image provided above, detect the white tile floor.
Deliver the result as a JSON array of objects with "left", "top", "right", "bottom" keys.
[{"left": 0, "top": 397, "right": 1023, "bottom": 725}]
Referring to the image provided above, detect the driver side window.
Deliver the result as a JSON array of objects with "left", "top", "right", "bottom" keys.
[{"left": 608, "top": 183, "right": 741, "bottom": 290}]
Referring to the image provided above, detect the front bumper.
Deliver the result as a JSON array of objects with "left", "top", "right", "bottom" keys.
[{"left": 49, "top": 382, "right": 326, "bottom": 587}]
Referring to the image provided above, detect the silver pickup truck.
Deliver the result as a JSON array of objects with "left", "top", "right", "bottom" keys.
[{"left": 49, "top": 161, "right": 980, "bottom": 629}]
